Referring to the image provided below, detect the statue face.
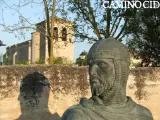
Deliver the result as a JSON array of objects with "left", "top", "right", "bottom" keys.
[
  {"left": 18, "top": 86, "right": 50, "bottom": 110},
  {"left": 89, "top": 59, "right": 115, "bottom": 97}
]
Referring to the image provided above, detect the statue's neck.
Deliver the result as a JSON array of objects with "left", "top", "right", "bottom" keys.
[
  {"left": 103, "top": 96, "right": 127, "bottom": 107},
  {"left": 100, "top": 86, "right": 126, "bottom": 107}
]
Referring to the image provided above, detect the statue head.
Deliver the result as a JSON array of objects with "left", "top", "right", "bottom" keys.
[
  {"left": 88, "top": 37, "right": 130, "bottom": 105},
  {"left": 18, "top": 72, "right": 50, "bottom": 110}
]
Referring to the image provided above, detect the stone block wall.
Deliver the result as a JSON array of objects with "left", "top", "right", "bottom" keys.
[
  {"left": 6, "top": 40, "right": 31, "bottom": 65},
  {"left": 0, "top": 65, "right": 160, "bottom": 120}
]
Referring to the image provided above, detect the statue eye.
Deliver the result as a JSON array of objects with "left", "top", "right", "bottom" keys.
[{"left": 97, "top": 61, "right": 107, "bottom": 67}]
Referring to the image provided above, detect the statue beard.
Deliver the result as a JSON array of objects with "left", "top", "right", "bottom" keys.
[
  {"left": 91, "top": 78, "right": 114, "bottom": 100},
  {"left": 91, "top": 83, "right": 104, "bottom": 96}
]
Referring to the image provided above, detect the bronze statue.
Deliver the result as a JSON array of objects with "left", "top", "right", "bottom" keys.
[{"left": 61, "top": 37, "right": 153, "bottom": 120}]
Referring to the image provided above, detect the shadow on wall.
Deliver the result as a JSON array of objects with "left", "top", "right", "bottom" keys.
[
  {"left": 16, "top": 71, "right": 61, "bottom": 120},
  {"left": 52, "top": 112, "right": 61, "bottom": 120}
]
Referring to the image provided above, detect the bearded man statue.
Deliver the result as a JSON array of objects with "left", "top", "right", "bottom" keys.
[{"left": 61, "top": 37, "right": 154, "bottom": 120}]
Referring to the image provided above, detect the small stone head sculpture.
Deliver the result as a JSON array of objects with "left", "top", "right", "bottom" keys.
[
  {"left": 87, "top": 37, "right": 130, "bottom": 106},
  {"left": 19, "top": 72, "right": 50, "bottom": 109}
]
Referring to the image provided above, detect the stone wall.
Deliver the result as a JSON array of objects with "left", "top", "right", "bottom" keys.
[
  {"left": 6, "top": 40, "right": 31, "bottom": 65},
  {"left": 0, "top": 65, "right": 160, "bottom": 120},
  {"left": 0, "top": 65, "right": 89, "bottom": 100},
  {"left": 16, "top": 41, "right": 31, "bottom": 63}
]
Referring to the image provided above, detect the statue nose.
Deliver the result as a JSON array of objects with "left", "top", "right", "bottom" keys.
[{"left": 90, "top": 64, "right": 98, "bottom": 76}]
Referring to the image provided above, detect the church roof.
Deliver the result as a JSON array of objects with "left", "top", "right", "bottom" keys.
[{"left": 7, "top": 40, "right": 31, "bottom": 49}]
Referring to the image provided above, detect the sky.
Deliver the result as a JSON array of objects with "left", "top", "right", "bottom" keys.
[{"left": 0, "top": 0, "right": 93, "bottom": 62}]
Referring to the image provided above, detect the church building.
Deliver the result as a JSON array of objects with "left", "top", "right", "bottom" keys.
[{"left": 5, "top": 17, "right": 74, "bottom": 64}]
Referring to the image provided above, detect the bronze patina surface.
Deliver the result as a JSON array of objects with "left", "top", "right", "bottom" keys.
[{"left": 61, "top": 37, "right": 154, "bottom": 120}]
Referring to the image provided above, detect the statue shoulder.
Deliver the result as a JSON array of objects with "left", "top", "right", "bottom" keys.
[
  {"left": 61, "top": 105, "right": 91, "bottom": 120},
  {"left": 135, "top": 104, "right": 153, "bottom": 120}
]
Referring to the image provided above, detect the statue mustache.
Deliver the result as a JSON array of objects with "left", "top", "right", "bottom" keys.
[
  {"left": 90, "top": 75, "right": 102, "bottom": 87},
  {"left": 90, "top": 76, "right": 104, "bottom": 96},
  {"left": 90, "top": 75, "right": 101, "bottom": 81}
]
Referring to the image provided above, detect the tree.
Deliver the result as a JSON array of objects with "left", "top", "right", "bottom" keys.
[
  {"left": 43, "top": 0, "right": 56, "bottom": 64},
  {"left": 1, "top": 0, "right": 138, "bottom": 64},
  {"left": 57, "top": 0, "right": 137, "bottom": 42},
  {"left": 0, "top": 0, "right": 72, "bottom": 64},
  {"left": 126, "top": 8, "right": 160, "bottom": 66},
  {"left": 76, "top": 51, "right": 88, "bottom": 66}
]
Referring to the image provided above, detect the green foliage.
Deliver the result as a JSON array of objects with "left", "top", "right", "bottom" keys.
[
  {"left": 16, "top": 60, "right": 29, "bottom": 65},
  {"left": 126, "top": 8, "right": 160, "bottom": 67},
  {"left": 35, "top": 57, "right": 45, "bottom": 64},
  {"left": 3, "top": 54, "right": 11, "bottom": 65},
  {"left": 76, "top": 51, "right": 88, "bottom": 66},
  {"left": 57, "top": 0, "right": 137, "bottom": 42},
  {"left": 54, "top": 56, "right": 73, "bottom": 65},
  {"left": 0, "top": 54, "right": 3, "bottom": 65}
]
